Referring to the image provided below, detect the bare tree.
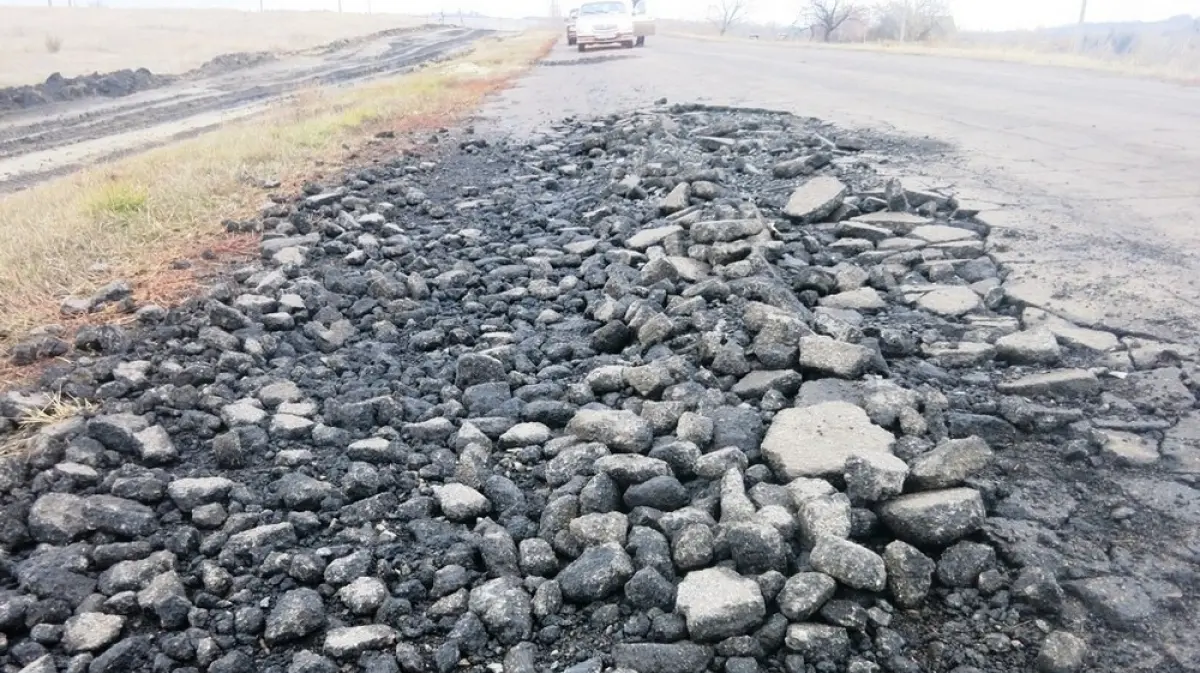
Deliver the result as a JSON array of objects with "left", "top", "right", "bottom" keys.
[
  {"left": 709, "top": 0, "right": 753, "bottom": 36},
  {"left": 870, "top": 0, "right": 951, "bottom": 41},
  {"left": 805, "top": 0, "right": 863, "bottom": 41}
]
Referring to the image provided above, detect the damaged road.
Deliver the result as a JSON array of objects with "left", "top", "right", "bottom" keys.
[
  {"left": 0, "top": 25, "right": 487, "bottom": 193},
  {"left": 1, "top": 104, "right": 1198, "bottom": 673}
]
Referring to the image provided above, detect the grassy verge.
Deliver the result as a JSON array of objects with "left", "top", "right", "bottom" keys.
[
  {"left": 0, "top": 31, "right": 555, "bottom": 384},
  {"left": 665, "top": 31, "right": 1200, "bottom": 84}
]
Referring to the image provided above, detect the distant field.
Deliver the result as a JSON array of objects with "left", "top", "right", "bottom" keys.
[
  {"left": 0, "top": 7, "right": 420, "bottom": 87},
  {"left": 660, "top": 18, "right": 1200, "bottom": 83}
]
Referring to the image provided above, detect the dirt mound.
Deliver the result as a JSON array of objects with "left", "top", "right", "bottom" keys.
[
  {"left": 0, "top": 67, "right": 172, "bottom": 114},
  {"left": 190, "top": 51, "right": 276, "bottom": 77}
]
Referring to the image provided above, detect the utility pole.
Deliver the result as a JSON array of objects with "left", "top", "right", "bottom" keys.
[{"left": 1079, "top": 0, "right": 1088, "bottom": 24}]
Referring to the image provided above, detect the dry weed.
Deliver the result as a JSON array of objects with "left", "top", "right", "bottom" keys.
[{"left": 17, "top": 391, "right": 96, "bottom": 429}]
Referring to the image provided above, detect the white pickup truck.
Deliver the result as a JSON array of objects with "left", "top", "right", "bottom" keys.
[{"left": 574, "top": 0, "right": 656, "bottom": 52}]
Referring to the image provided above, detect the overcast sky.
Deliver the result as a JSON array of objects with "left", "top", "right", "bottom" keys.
[{"left": 4, "top": 0, "right": 1199, "bottom": 31}]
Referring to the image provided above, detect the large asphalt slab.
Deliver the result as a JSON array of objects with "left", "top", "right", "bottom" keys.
[{"left": 480, "top": 35, "right": 1200, "bottom": 346}]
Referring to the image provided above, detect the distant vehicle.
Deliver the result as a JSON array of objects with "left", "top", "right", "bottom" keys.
[
  {"left": 574, "top": 0, "right": 655, "bottom": 52},
  {"left": 566, "top": 9, "right": 580, "bottom": 46}
]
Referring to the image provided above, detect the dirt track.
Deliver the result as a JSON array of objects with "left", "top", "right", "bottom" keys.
[
  {"left": 0, "top": 25, "right": 487, "bottom": 193},
  {"left": 480, "top": 35, "right": 1200, "bottom": 348}
]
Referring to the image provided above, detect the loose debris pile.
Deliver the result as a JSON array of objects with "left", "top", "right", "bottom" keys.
[
  {"left": 0, "top": 68, "right": 170, "bottom": 113},
  {"left": 1, "top": 105, "right": 1198, "bottom": 673}
]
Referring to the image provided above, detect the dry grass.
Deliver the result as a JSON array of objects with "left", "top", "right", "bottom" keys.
[
  {"left": 16, "top": 391, "right": 96, "bottom": 429},
  {"left": 0, "top": 7, "right": 421, "bottom": 86},
  {"left": 0, "top": 31, "right": 556, "bottom": 385}
]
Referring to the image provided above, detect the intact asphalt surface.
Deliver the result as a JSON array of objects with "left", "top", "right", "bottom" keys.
[{"left": 480, "top": 35, "right": 1200, "bottom": 346}]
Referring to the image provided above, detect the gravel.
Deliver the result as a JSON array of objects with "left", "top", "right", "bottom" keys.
[{"left": 0, "top": 103, "right": 1192, "bottom": 673}]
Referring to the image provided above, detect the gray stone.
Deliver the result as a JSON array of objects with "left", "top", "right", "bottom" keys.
[
  {"left": 613, "top": 644, "right": 713, "bottom": 673},
  {"left": 659, "top": 183, "right": 690, "bottom": 214},
  {"left": 62, "top": 612, "right": 125, "bottom": 653},
  {"left": 221, "top": 400, "right": 268, "bottom": 426},
  {"left": 624, "top": 567, "right": 677, "bottom": 611},
  {"left": 996, "top": 330, "right": 1062, "bottom": 364},
  {"left": 797, "top": 492, "right": 851, "bottom": 546},
  {"left": 83, "top": 495, "right": 156, "bottom": 538},
  {"left": 723, "top": 522, "right": 788, "bottom": 575},
  {"left": 324, "top": 625, "right": 396, "bottom": 659},
  {"left": 732, "top": 370, "right": 803, "bottom": 398},
  {"left": 28, "top": 492, "right": 89, "bottom": 543},
  {"left": 227, "top": 522, "right": 298, "bottom": 557},
  {"left": 923, "top": 341, "right": 996, "bottom": 368},
  {"left": 133, "top": 425, "right": 178, "bottom": 463},
  {"left": 557, "top": 544, "right": 634, "bottom": 602},
  {"left": 435, "top": 484, "right": 490, "bottom": 521},
  {"left": 915, "top": 286, "right": 981, "bottom": 317},
  {"left": 259, "top": 381, "right": 303, "bottom": 407},
  {"left": 691, "top": 219, "right": 765, "bottom": 243},
  {"left": 455, "top": 353, "right": 507, "bottom": 388},
  {"left": 710, "top": 406, "right": 764, "bottom": 454},
  {"left": 88, "top": 413, "right": 149, "bottom": 453},
  {"left": 883, "top": 541, "right": 935, "bottom": 608},
  {"left": 1099, "top": 430, "right": 1160, "bottom": 466},
  {"left": 1162, "top": 411, "right": 1200, "bottom": 474},
  {"left": 167, "top": 477, "right": 236, "bottom": 511},
  {"left": 499, "top": 422, "right": 551, "bottom": 448},
  {"left": 797, "top": 336, "right": 872, "bottom": 379},
  {"left": 909, "top": 224, "right": 977, "bottom": 244},
  {"left": 909, "top": 437, "right": 994, "bottom": 489},
  {"left": 569, "top": 512, "right": 629, "bottom": 547},
  {"left": 820, "top": 287, "right": 886, "bottom": 311},
  {"left": 274, "top": 473, "right": 336, "bottom": 510},
  {"left": 568, "top": 409, "right": 653, "bottom": 453},
  {"left": 468, "top": 577, "right": 532, "bottom": 645},
  {"left": 627, "top": 224, "right": 683, "bottom": 249},
  {"left": 809, "top": 536, "right": 886, "bottom": 591},
  {"left": 996, "top": 369, "right": 1100, "bottom": 398},
  {"left": 337, "top": 577, "right": 388, "bottom": 615},
  {"left": 783, "top": 177, "right": 848, "bottom": 222},
  {"left": 850, "top": 211, "right": 929, "bottom": 234},
  {"left": 290, "top": 651, "right": 339, "bottom": 673},
  {"left": 784, "top": 624, "right": 850, "bottom": 663},
  {"left": 777, "top": 572, "right": 837, "bottom": 621},
  {"left": 1037, "top": 632, "right": 1087, "bottom": 673},
  {"left": 673, "top": 524, "right": 716, "bottom": 570},
  {"left": 844, "top": 453, "right": 909, "bottom": 503},
  {"left": 1065, "top": 576, "right": 1156, "bottom": 629},
  {"left": 878, "top": 488, "right": 986, "bottom": 547},
  {"left": 266, "top": 589, "right": 326, "bottom": 643},
  {"left": 595, "top": 454, "right": 672, "bottom": 484},
  {"left": 762, "top": 402, "right": 895, "bottom": 480},
  {"left": 676, "top": 567, "right": 765, "bottom": 642},
  {"left": 519, "top": 538, "right": 558, "bottom": 577},
  {"left": 677, "top": 411, "right": 714, "bottom": 447},
  {"left": 936, "top": 541, "right": 996, "bottom": 588}
]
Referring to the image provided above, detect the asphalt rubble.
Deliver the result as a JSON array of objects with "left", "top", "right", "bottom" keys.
[{"left": 1, "top": 103, "right": 1198, "bottom": 673}]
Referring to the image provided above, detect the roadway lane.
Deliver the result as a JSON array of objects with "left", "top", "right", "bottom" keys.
[{"left": 481, "top": 35, "right": 1200, "bottom": 344}]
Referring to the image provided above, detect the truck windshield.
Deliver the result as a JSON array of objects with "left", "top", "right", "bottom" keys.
[{"left": 579, "top": 2, "right": 627, "bottom": 15}]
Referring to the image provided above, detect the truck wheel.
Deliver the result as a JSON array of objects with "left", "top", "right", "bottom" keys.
[
  {"left": 624, "top": 41, "right": 634, "bottom": 49},
  {"left": 568, "top": 36, "right": 576, "bottom": 45},
  {"left": 578, "top": 44, "right": 587, "bottom": 53},
  {"left": 636, "top": 36, "right": 645, "bottom": 47}
]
